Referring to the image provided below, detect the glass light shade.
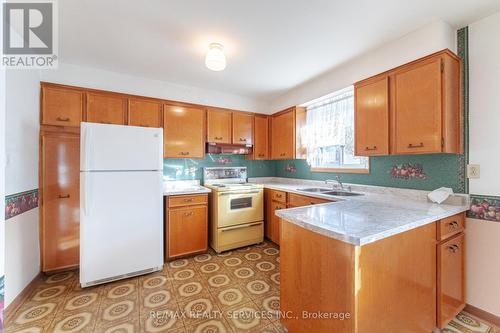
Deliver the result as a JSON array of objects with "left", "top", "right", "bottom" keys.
[{"left": 205, "top": 43, "right": 226, "bottom": 71}]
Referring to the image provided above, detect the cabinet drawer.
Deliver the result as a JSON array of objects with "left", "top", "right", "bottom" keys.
[
  {"left": 438, "top": 213, "right": 465, "bottom": 241},
  {"left": 270, "top": 190, "right": 286, "bottom": 203},
  {"left": 288, "top": 193, "right": 330, "bottom": 207},
  {"left": 168, "top": 194, "right": 208, "bottom": 208}
]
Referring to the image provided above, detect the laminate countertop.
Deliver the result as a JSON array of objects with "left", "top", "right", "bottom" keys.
[{"left": 249, "top": 178, "right": 470, "bottom": 246}]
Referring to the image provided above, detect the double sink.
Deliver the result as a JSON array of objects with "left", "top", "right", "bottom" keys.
[{"left": 297, "top": 187, "right": 364, "bottom": 197}]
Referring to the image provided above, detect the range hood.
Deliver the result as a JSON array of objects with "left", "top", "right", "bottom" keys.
[{"left": 206, "top": 142, "right": 253, "bottom": 155}]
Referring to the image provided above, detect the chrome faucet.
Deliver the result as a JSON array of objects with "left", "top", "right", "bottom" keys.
[{"left": 325, "top": 176, "right": 344, "bottom": 190}]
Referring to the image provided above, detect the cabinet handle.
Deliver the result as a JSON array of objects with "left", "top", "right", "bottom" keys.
[
  {"left": 58, "top": 194, "right": 70, "bottom": 199},
  {"left": 447, "top": 244, "right": 460, "bottom": 253},
  {"left": 258, "top": 153, "right": 264, "bottom": 157},
  {"left": 407, "top": 142, "right": 424, "bottom": 149},
  {"left": 275, "top": 206, "right": 281, "bottom": 210},
  {"left": 178, "top": 152, "right": 190, "bottom": 156},
  {"left": 275, "top": 194, "right": 282, "bottom": 198},
  {"left": 365, "top": 145, "right": 377, "bottom": 151},
  {"left": 239, "top": 138, "right": 247, "bottom": 142},
  {"left": 310, "top": 202, "right": 315, "bottom": 205},
  {"left": 183, "top": 211, "right": 194, "bottom": 217},
  {"left": 56, "top": 117, "right": 70, "bottom": 122},
  {"left": 280, "top": 153, "right": 285, "bottom": 156},
  {"left": 448, "top": 221, "right": 459, "bottom": 229},
  {"left": 183, "top": 198, "right": 193, "bottom": 202},
  {"left": 214, "top": 136, "right": 223, "bottom": 140}
]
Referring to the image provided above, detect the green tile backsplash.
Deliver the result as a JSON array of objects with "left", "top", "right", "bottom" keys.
[
  {"left": 163, "top": 154, "right": 275, "bottom": 180},
  {"left": 164, "top": 153, "right": 462, "bottom": 193},
  {"left": 274, "top": 154, "right": 462, "bottom": 192}
]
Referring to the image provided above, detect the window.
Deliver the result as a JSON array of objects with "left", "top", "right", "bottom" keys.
[{"left": 302, "top": 86, "right": 369, "bottom": 173}]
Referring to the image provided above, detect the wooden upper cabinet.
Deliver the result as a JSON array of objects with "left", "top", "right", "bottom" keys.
[
  {"left": 232, "top": 113, "right": 253, "bottom": 145},
  {"left": 41, "top": 131, "right": 80, "bottom": 272},
  {"left": 355, "top": 76, "right": 389, "bottom": 156},
  {"left": 253, "top": 115, "right": 269, "bottom": 159},
  {"left": 392, "top": 57, "right": 443, "bottom": 154},
  {"left": 271, "top": 108, "right": 295, "bottom": 159},
  {"left": 207, "top": 108, "right": 231, "bottom": 143},
  {"left": 164, "top": 104, "right": 205, "bottom": 158},
  {"left": 354, "top": 49, "right": 462, "bottom": 156},
  {"left": 41, "top": 85, "right": 83, "bottom": 127},
  {"left": 86, "top": 93, "right": 127, "bottom": 125},
  {"left": 128, "top": 99, "right": 162, "bottom": 128}
]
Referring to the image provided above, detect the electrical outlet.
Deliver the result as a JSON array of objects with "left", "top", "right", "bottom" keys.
[{"left": 467, "top": 164, "right": 480, "bottom": 179}]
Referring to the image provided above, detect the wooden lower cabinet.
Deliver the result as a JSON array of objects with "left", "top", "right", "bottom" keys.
[
  {"left": 165, "top": 194, "right": 208, "bottom": 260},
  {"left": 265, "top": 190, "right": 333, "bottom": 245},
  {"left": 437, "top": 215, "right": 465, "bottom": 329},
  {"left": 40, "top": 131, "right": 80, "bottom": 272},
  {"left": 279, "top": 213, "right": 466, "bottom": 332}
]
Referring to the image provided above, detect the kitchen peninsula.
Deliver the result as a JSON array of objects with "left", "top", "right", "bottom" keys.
[{"left": 259, "top": 179, "right": 469, "bottom": 333}]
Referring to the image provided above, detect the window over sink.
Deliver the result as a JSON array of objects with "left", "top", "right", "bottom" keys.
[{"left": 302, "top": 86, "right": 369, "bottom": 173}]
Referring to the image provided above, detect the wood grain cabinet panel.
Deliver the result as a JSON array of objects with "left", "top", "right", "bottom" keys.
[
  {"left": 163, "top": 105, "right": 205, "bottom": 158},
  {"left": 354, "top": 49, "right": 462, "bottom": 156},
  {"left": 355, "top": 76, "right": 389, "bottom": 156},
  {"left": 252, "top": 115, "right": 269, "bottom": 159},
  {"left": 232, "top": 113, "right": 253, "bottom": 145},
  {"left": 392, "top": 57, "right": 443, "bottom": 154},
  {"left": 271, "top": 202, "right": 285, "bottom": 245},
  {"left": 128, "top": 99, "right": 162, "bottom": 127},
  {"left": 437, "top": 233, "right": 465, "bottom": 328},
  {"left": 287, "top": 193, "right": 330, "bottom": 207},
  {"left": 271, "top": 109, "right": 295, "bottom": 159},
  {"left": 207, "top": 109, "right": 231, "bottom": 143},
  {"left": 41, "top": 132, "right": 80, "bottom": 272},
  {"left": 86, "top": 93, "right": 127, "bottom": 125},
  {"left": 166, "top": 200, "right": 208, "bottom": 260},
  {"left": 41, "top": 85, "right": 83, "bottom": 127}
]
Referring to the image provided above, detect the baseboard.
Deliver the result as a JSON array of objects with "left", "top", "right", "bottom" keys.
[
  {"left": 464, "top": 303, "right": 500, "bottom": 327},
  {"left": 4, "top": 272, "right": 43, "bottom": 324}
]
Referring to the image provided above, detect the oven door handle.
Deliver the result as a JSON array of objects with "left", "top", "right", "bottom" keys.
[
  {"left": 221, "top": 222, "right": 262, "bottom": 231},
  {"left": 219, "top": 190, "right": 261, "bottom": 196}
]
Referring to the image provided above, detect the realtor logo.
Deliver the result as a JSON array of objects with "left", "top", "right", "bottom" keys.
[{"left": 2, "top": 0, "right": 58, "bottom": 68}]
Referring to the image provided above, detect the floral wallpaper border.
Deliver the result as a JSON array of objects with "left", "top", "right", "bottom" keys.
[
  {"left": 5, "top": 189, "right": 39, "bottom": 220},
  {"left": 468, "top": 195, "right": 500, "bottom": 223}
]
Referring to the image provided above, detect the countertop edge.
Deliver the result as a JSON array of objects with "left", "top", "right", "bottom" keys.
[{"left": 163, "top": 187, "right": 211, "bottom": 196}]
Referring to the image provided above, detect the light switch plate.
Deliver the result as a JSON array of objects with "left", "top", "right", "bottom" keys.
[{"left": 467, "top": 164, "right": 480, "bottom": 179}]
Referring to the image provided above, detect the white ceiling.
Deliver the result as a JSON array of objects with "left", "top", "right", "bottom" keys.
[{"left": 59, "top": 0, "right": 500, "bottom": 102}]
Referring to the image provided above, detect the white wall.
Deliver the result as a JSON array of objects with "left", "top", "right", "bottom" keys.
[
  {"left": 40, "top": 63, "right": 268, "bottom": 112},
  {"left": 5, "top": 68, "right": 41, "bottom": 307},
  {"left": 467, "top": 11, "right": 500, "bottom": 317},
  {"left": 269, "top": 20, "right": 457, "bottom": 111}
]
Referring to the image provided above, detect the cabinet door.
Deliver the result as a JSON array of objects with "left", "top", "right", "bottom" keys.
[
  {"left": 128, "top": 99, "right": 162, "bottom": 127},
  {"left": 355, "top": 76, "right": 389, "bottom": 156},
  {"left": 232, "top": 113, "right": 253, "bottom": 145},
  {"left": 86, "top": 93, "right": 127, "bottom": 125},
  {"left": 164, "top": 105, "right": 205, "bottom": 158},
  {"left": 207, "top": 109, "right": 231, "bottom": 143},
  {"left": 41, "top": 86, "right": 83, "bottom": 127},
  {"left": 271, "top": 202, "right": 286, "bottom": 245},
  {"left": 167, "top": 205, "right": 208, "bottom": 258},
  {"left": 271, "top": 109, "right": 295, "bottom": 159},
  {"left": 392, "top": 58, "right": 442, "bottom": 154},
  {"left": 253, "top": 115, "right": 269, "bottom": 159},
  {"left": 41, "top": 132, "right": 80, "bottom": 271},
  {"left": 437, "top": 233, "right": 465, "bottom": 328}
]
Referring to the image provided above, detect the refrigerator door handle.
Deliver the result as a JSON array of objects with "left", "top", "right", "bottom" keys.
[
  {"left": 81, "top": 173, "right": 89, "bottom": 217},
  {"left": 82, "top": 126, "right": 93, "bottom": 170}
]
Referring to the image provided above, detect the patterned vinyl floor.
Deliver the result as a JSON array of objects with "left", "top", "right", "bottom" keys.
[{"left": 4, "top": 241, "right": 499, "bottom": 333}]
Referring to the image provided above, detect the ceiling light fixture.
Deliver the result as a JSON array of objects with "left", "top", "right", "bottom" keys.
[{"left": 205, "top": 43, "right": 226, "bottom": 71}]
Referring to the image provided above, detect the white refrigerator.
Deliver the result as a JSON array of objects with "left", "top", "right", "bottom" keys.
[{"left": 80, "top": 122, "right": 164, "bottom": 287}]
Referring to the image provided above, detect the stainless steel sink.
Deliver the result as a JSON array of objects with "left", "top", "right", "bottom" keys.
[
  {"left": 323, "top": 191, "right": 364, "bottom": 196},
  {"left": 297, "top": 187, "right": 330, "bottom": 193}
]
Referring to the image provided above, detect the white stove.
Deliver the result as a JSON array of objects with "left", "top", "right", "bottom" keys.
[{"left": 203, "top": 167, "right": 264, "bottom": 252}]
